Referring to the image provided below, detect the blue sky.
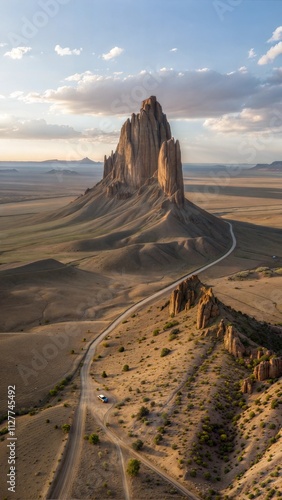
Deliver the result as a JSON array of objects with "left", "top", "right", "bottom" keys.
[{"left": 1, "top": 0, "right": 282, "bottom": 163}]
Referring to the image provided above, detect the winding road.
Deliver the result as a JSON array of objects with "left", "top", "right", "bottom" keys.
[{"left": 48, "top": 221, "right": 236, "bottom": 500}]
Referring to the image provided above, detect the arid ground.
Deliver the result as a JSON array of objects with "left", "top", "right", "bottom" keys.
[{"left": 0, "top": 165, "right": 281, "bottom": 499}]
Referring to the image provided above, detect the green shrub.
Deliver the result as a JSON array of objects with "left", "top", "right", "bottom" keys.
[
  {"left": 160, "top": 348, "right": 171, "bottom": 357},
  {"left": 154, "top": 434, "right": 163, "bottom": 445},
  {"left": 136, "top": 406, "right": 149, "bottom": 420},
  {"left": 62, "top": 424, "right": 71, "bottom": 433},
  {"left": 102, "top": 371, "right": 108, "bottom": 378},
  {"left": 163, "top": 320, "right": 179, "bottom": 331},
  {"left": 89, "top": 433, "right": 99, "bottom": 444},
  {"left": 118, "top": 346, "right": 125, "bottom": 352},
  {"left": 122, "top": 364, "right": 129, "bottom": 372},
  {"left": 132, "top": 439, "right": 144, "bottom": 451},
  {"left": 127, "top": 459, "right": 140, "bottom": 476}
]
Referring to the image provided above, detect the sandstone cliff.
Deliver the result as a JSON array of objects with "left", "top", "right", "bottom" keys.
[
  {"left": 103, "top": 96, "right": 184, "bottom": 204},
  {"left": 223, "top": 325, "right": 246, "bottom": 359},
  {"left": 197, "top": 288, "right": 220, "bottom": 329},
  {"left": 253, "top": 357, "right": 282, "bottom": 381},
  {"left": 168, "top": 275, "right": 282, "bottom": 387},
  {"left": 169, "top": 275, "right": 200, "bottom": 316},
  {"left": 158, "top": 138, "right": 184, "bottom": 205}
]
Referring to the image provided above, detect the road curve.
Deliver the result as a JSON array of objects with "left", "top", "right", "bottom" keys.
[{"left": 48, "top": 221, "right": 236, "bottom": 500}]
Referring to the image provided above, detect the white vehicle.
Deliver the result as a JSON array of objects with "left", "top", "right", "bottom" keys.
[{"left": 97, "top": 394, "right": 108, "bottom": 403}]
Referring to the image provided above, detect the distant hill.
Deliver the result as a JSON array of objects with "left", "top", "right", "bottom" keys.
[
  {"left": 42, "top": 157, "right": 101, "bottom": 165},
  {"left": 251, "top": 161, "right": 282, "bottom": 171},
  {"left": 46, "top": 169, "right": 78, "bottom": 176},
  {"left": 0, "top": 168, "right": 19, "bottom": 173}
]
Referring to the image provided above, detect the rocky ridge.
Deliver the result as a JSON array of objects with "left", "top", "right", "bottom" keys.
[
  {"left": 169, "top": 276, "right": 282, "bottom": 387},
  {"left": 103, "top": 96, "right": 184, "bottom": 205}
]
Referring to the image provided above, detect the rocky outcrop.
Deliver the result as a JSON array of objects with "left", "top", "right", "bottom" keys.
[
  {"left": 216, "top": 319, "right": 225, "bottom": 338},
  {"left": 241, "top": 378, "right": 253, "bottom": 394},
  {"left": 169, "top": 275, "right": 200, "bottom": 316},
  {"left": 253, "top": 357, "right": 282, "bottom": 381},
  {"left": 103, "top": 96, "right": 184, "bottom": 203},
  {"left": 158, "top": 138, "right": 184, "bottom": 206},
  {"left": 223, "top": 325, "right": 246, "bottom": 358},
  {"left": 197, "top": 288, "right": 220, "bottom": 329}
]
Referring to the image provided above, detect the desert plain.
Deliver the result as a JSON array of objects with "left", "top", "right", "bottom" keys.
[{"left": 0, "top": 164, "right": 281, "bottom": 500}]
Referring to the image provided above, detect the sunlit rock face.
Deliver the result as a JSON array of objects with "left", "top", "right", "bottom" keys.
[{"left": 103, "top": 96, "right": 184, "bottom": 205}]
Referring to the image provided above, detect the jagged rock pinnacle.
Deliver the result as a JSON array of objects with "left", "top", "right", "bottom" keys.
[{"left": 103, "top": 96, "right": 185, "bottom": 205}]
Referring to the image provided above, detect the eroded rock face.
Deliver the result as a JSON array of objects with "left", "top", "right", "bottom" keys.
[
  {"left": 169, "top": 275, "right": 201, "bottom": 316},
  {"left": 253, "top": 358, "right": 282, "bottom": 381},
  {"left": 223, "top": 325, "right": 246, "bottom": 359},
  {"left": 103, "top": 96, "right": 184, "bottom": 203},
  {"left": 197, "top": 288, "right": 220, "bottom": 329},
  {"left": 158, "top": 138, "right": 184, "bottom": 205},
  {"left": 241, "top": 378, "right": 253, "bottom": 394}
]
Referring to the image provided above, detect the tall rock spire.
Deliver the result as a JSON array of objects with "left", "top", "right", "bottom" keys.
[
  {"left": 103, "top": 96, "right": 185, "bottom": 205},
  {"left": 158, "top": 138, "right": 184, "bottom": 206}
]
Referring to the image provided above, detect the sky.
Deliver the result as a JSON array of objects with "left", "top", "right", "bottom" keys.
[{"left": 1, "top": 0, "right": 282, "bottom": 164}]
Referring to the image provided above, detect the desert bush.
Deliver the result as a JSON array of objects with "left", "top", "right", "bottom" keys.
[
  {"left": 160, "top": 347, "right": 171, "bottom": 357},
  {"left": 118, "top": 346, "right": 125, "bottom": 352},
  {"left": 136, "top": 406, "right": 149, "bottom": 420},
  {"left": 132, "top": 439, "right": 144, "bottom": 451},
  {"left": 89, "top": 433, "right": 99, "bottom": 444},
  {"left": 163, "top": 320, "right": 179, "bottom": 331},
  {"left": 102, "top": 371, "right": 107, "bottom": 378},
  {"left": 61, "top": 424, "right": 71, "bottom": 433},
  {"left": 127, "top": 459, "right": 140, "bottom": 476},
  {"left": 122, "top": 364, "right": 129, "bottom": 372},
  {"left": 154, "top": 434, "right": 163, "bottom": 445}
]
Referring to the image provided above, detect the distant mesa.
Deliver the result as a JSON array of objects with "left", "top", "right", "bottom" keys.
[
  {"left": 42, "top": 157, "right": 101, "bottom": 165},
  {"left": 104, "top": 96, "right": 184, "bottom": 206},
  {"left": 251, "top": 161, "right": 282, "bottom": 171},
  {"left": 46, "top": 169, "right": 78, "bottom": 175}
]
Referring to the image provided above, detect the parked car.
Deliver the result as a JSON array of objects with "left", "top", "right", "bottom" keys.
[{"left": 97, "top": 394, "right": 108, "bottom": 403}]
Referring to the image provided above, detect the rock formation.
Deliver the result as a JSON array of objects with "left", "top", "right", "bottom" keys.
[
  {"left": 241, "top": 378, "right": 253, "bottom": 394},
  {"left": 223, "top": 325, "right": 246, "bottom": 359},
  {"left": 158, "top": 138, "right": 184, "bottom": 205},
  {"left": 169, "top": 275, "right": 200, "bottom": 316},
  {"left": 197, "top": 288, "right": 220, "bottom": 329},
  {"left": 253, "top": 357, "right": 282, "bottom": 381},
  {"left": 103, "top": 96, "right": 184, "bottom": 205}
]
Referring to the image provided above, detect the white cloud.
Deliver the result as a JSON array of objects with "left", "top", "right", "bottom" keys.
[
  {"left": 170, "top": 48, "right": 178, "bottom": 52},
  {"left": 204, "top": 106, "right": 282, "bottom": 134},
  {"left": 55, "top": 45, "right": 82, "bottom": 56},
  {"left": 4, "top": 46, "right": 31, "bottom": 60},
  {"left": 0, "top": 117, "right": 81, "bottom": 140},
  {"left": 239, "top": 66, "right": 248, "bottom": 73},
  {"left": 65, "top": 71, "right": 93, "bottom": 82},
  {"left": 268, "top": 26, "right": 282, "bottom": 43},
  {"left": 9, "top": 91, "right": 24, "bottom": 99},
  {"left": 23, "top": 68, "right": 260, "bottom": 120},
  {"left": 258, "top": 41, "right": 282, "bottom": 65},
  {"left": 0, "top": 95, "right": 5, "bottom": 99},
  {"left": 0, "top": 42, "right": 8, "bottom": 48},
  {"left": 248, "top": 48, "right": 256, "bottom": 59},
  {"left": 102, "top": 46, "right": 124, "bottom": 61}
]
